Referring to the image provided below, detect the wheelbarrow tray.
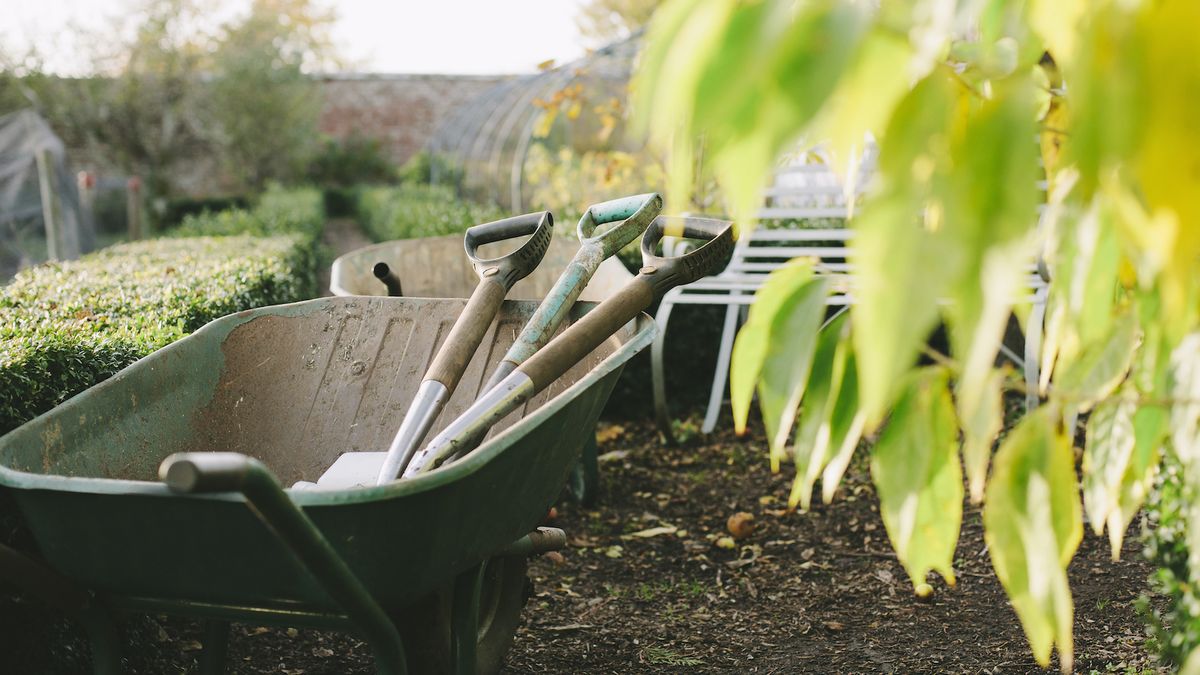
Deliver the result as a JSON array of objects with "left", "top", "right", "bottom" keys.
[{"left": 0, "top": 296, "right": 652, "bottom": 615}]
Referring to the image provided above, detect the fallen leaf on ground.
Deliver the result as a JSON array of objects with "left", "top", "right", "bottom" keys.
[
  {"left": 596, "top": 424, "right": 626, "bottom": 443},
  {"left": 624, "top": 525, "right": 678, "bottom": 539}
]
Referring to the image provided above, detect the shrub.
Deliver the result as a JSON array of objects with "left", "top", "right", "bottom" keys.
[
  {"left": 172, "top": 185, "right": 325, "bottom": 241},
  {"left": 355, "top": 184, "right": 505, "bottom": 242},
  {"left": 306, "top": 134, "right": 396, "bottom": 188},
  {"left": 160, "top": 195, "right": 251, "bottom": 229},
  {"left": 1140, "top": 457, "right": 1199, "bottom": 666},
  {"left": 0, "top": 235, "right": 317, "bottom": 435}
]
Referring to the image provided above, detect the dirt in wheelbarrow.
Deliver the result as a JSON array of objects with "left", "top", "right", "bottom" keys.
[{"left": 9, "top": 417, "right": 1163, "bottom": 674}]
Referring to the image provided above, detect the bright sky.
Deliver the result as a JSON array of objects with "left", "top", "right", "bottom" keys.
[{"left": 1, "top": 0, "right": 591, "bottom": 75}]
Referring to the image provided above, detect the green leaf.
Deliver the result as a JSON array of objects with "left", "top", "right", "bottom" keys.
[
  {"left": 1107, "top": 403, "right": 1165, "bottom": 556},
  {"left": 850, "top": 72, "right": 960, "bottom": 427},
  {"left": 729, "top": 260, "right": 816, "bottom": 436},
  {"left": 820, "top": 347, "right": 867, "bottom": 504},
  {"left": 1040, "top": 193, "right": 1122, "bottom": 389},
  {"left": 755, "top": 277, "right": 830, "bottom": 464},
  {"left": 1171, "top": 333, "right": 1200, "bottom": 465},
  {"left": 984, "top": 408, "right": 1082, "bottom": 672},
  {"left": 959, "top": 369, "right": 1004, "bottom": 504},
  {"left": 870, "top": 367, "right": 961, "bottom": 588},
  {"left": 789, "top": 312, "right": 849, "bottom": 510},
  {"left": 1054, "top": 307, "right": 1139, "bottom": 413},
  {"left": 810, "top": 29, "right": 912, "bottom": 196},
  {"left": 851, "top": 193, "right": 954, "bottom": 428},
  {"left": 940, "top": 79, "right": 1041, "bottom": 428},
  {"left": 1081, "top": 392, "right": 1136, "bottom": 539}
]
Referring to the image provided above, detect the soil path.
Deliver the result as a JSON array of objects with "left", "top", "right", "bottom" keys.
[
  {"left": 318, "top": 218, "right": 373, "bottom": 296},
  {"left": 503, "top": 420, "right": 1163, "bottom": 674}
]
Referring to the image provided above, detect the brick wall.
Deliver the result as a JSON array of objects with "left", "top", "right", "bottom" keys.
[{"left": 317, "top": 73, "right": 507, "bottom": 165}]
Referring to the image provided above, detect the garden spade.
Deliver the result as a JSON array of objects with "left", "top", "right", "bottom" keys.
[
  {"left": 479, "top": 192, "right": 662, "bottom": 394},
  {"left": 374, "top": 211, "right": 553, "bottom": 483},
  {"left": 400, "top": 215, "right": 734, "bottom": 478}
]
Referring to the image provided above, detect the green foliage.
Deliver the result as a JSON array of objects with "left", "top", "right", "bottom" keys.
[
  {"left": 161, "top": 195, "right": 252, "bottom": 229},
  {"left": 172, "top": 186, "right": 324, "bottom": 241},
  {"left": 0, "top": 186, "right": 323, "bottom": 435},
  {"left": 4, "top": 0, "right": 340, "bottom": 200},
  {"left": 638, "top": 0, "right": 1200, "bottom": 667},
  {"left": 1141, "top": 456, "right": 1200, "bottom": 667},
  {"left": 871, "top": 367, "right": 962, "bottom": 590},
  {"left": 985, "top": 408, "right": 1082, "bottom": 671},
  {"left": 0, "top": 235, "right": 316, "bottom": 435},
  {"left": 355, "top": 184, "right": 505, "bottom": 242},
  {"left": 306, "top": 134, "right": 396, "bottom": 188}
]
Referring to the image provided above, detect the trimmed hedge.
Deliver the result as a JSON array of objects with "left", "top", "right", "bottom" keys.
[
  {"left": 172, "top": 185, "right": 325, "bottom": 240},
  {"left": 355, "top": 184, "right": 505, "bottom": 242},
  {"left": 0, "top": 187, "right": 324, "bottom": 435}
]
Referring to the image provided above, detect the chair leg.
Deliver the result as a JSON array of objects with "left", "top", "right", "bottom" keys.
[
  {"left": 651, "top": 298, "right": 679, "bottom": 444},
  {"left": 198, "top": 619, "right": 230, "bottom": 675},
  {"left": 1025, "top": 287, "right": 1048, "bottom": 411},
  {"left": 703, "top": 302, "right": 742, "bottom": 434}
]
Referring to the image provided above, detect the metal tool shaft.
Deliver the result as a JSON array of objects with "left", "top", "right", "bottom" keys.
[{"left": 375, "top": 380, "right": 450, "bottom": 483}]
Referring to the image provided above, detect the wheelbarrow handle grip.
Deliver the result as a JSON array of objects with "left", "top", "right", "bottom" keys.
[
  {"left": 577, "top": 193, "right": 663, "bottom": 257},
  {"left": 464, "top": 211, "right": 554, "bottom": 291},
  {"left": 160, "top": 452, "right": 272, "bottom": 494},
  {"left": 639, "top": 216, "right": 735, "bottom": 298}
]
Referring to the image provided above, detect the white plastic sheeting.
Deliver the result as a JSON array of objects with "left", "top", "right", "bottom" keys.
[{"left": 0, "top": 108, "right": 92, "bottom": 280}]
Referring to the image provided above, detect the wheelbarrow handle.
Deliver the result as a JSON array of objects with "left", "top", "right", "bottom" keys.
[
  {"left": 373, "top": 262, "right": 403, "bottom": 297},
  {"left": 464, "top": 211, "right": 554, "bottom": 291},
  {"left": 479, "top": 193, "right": 663, "bottom": 394},
  {"left": 577, "top": 193, "right": 662, "bottom": 257},
  {"left": 403, "top": 217, "right": 734, "bottom": 476},
  {"left": 159, "top": 453, "right": 409, "bottom": 673}
]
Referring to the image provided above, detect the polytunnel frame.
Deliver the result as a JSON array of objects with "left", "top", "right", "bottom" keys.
[{"left": 427, "top": 35, "right": 643, "bottom": 214}]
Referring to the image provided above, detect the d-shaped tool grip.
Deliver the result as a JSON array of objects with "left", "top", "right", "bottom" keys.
[
  {"left": 639, "top": 216, "right": 735, "bottom": 298},
  {"left": 577, "top": 193, "right": 662, "bottom": 257},
  {"left": 464, "top": 211, "right": 554, "bottom": 290}
]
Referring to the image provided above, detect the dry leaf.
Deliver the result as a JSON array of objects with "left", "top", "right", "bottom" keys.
[{"left": 727, "top": 512, "right": 756, "bottom": 540}]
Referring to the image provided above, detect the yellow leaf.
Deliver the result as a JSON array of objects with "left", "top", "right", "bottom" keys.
[{"left": 533, "top": 108, "right": 558, "bottom": 138}]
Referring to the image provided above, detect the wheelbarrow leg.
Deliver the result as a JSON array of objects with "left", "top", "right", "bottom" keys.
[
  {"left": 451, "top": 563, "right": 485, "bottom": 675},
  {"left": 199, "top": 619, "right": 230, "bottom": 675},
  {"left": 77, "top": 603, "right": 122, "bottom": 675},
  {"left": 160, "top": 454, "right": 409, "bottom": 675},
  {"left": 567, "top": 434, "right": 599, "bottom": 506}
]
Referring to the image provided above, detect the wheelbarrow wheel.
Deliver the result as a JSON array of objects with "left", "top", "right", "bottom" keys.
[{"left": 395, "top": 556, "right": 530, "bottom": 675}]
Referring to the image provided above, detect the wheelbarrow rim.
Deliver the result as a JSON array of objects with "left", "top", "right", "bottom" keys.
[{"left": 0, "top": 296, "right": 656, "bottom": 505}]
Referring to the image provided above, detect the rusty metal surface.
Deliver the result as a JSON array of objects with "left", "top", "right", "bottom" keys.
[{"left": 329, "top": 234, "right": 632, "bottom": 301}]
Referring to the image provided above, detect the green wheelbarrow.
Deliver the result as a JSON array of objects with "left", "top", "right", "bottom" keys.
[{"left": 0, "top": 295, "right": 653, "bottom": 674}]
